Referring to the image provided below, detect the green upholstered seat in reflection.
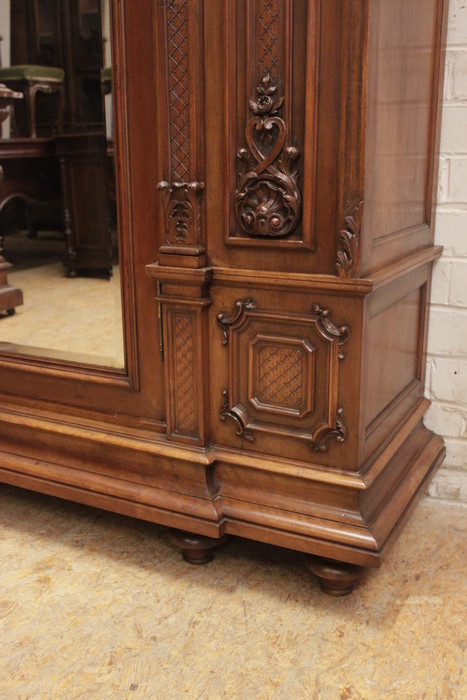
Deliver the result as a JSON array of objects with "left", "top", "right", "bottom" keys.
[
  {"left": 0, "top": 65, "right": 65, "bottom": 138},
  {"left": 100, "top": 66, "right": 112, "bottom": 82},
  {"left": 101, "top": 66, "right": 112, "bottom": 96},
  {"left": 0, "top": 66, "right": 64, "bottom": 83}
]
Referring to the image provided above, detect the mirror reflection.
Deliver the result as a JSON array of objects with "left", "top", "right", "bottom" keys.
[{"left": 0, "top": 0, "right": 124, "bottom": 368}]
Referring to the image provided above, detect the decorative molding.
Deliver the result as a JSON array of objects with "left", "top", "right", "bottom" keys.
[
  {"left": 218, "top": 300, "right": 350, "bottom": 452},
  {"left": 236, "top": 74, "right": 301, "bottom": 238},
  {"left": 157, "top": 181, "right": 204, "bottom": 247},
  {"left": 336, "top": 201, "right": 363, "bottom": 279},
  {"left": 216, "top": 297, "right": 257, "bottom": 345}
]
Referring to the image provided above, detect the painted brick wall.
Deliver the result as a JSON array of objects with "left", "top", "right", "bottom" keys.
[{"left": 424, "top": 0, "right": 467, "bottom": 503}]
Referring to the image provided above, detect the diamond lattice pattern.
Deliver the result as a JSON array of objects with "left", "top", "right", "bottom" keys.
[
  {"left": 258, "top": 0, "right": 280, "bottom": 80},
  {"left": 258, "top": 345, "right": 303, "bottom": 408},
  {"left": 174, "top": 315, "right": 196, "bottom": 434},
  {"left": 167, "top": 0, "right": 190, "bottom": 181}
]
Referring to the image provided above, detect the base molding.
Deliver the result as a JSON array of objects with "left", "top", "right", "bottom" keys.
[{"left": 0, "top": 399, "right": 445, "bottom": 584}]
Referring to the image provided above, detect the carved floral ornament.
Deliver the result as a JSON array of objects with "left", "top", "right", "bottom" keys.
[{"left": 236, "top": 74, "right": 302, "bottom": 238}]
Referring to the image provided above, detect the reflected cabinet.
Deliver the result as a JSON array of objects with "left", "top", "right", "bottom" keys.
[{"left": 0, "top": 0, "right": 448, "bottom": 595}]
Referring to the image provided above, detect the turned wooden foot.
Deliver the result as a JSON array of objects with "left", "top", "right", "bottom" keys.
[
  {"left": 168, "top": 529, "right": 227, "bottom": 565},
  {"left": 305, "top": 555, "right": 368, "bottom": 596}
]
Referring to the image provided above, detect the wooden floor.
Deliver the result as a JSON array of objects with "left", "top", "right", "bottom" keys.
[{"left": 0, "top": 484, "right": 465, "bottom": 699}]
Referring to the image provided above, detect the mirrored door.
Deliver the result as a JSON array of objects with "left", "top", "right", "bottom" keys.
[{"left": 0, "top": 0, "right": 124, "bottom": 368}]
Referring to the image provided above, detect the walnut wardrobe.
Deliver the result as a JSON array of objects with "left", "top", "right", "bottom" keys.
[{"left": 0, "top": 0, "right": 448, "bottom": 595}]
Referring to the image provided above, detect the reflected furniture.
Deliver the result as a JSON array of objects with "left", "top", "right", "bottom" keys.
[
  {"left": 56, "top": 132, "right": 112, "bottom": 277},
  {"left": 0, "top": 65, "right": 64, "bottom": 138},
  {"left": 0, "top": 83, "right": 24, "bottom": 315},
  {"left": 0, "top": 0, "right": 449, "bottom": 596},
  {"left": 11, "top": 0, "right": 104, "bottom": 132},
  {"left": 2, "top": 0, "right": 112, "bottom": 277}
]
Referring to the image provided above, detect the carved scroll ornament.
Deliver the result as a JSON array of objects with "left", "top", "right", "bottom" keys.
[
  {"left": 236, "top": 74, "right": 301, "bottom": 238},
  {"left": 216, "top": 297, "right": 257, "bottom": 345},
  {"left": 220, "top": 390, "right": 255, "bottom": 443}
]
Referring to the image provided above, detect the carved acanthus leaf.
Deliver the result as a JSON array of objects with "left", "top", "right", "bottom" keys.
[
  {"left": 336, "top": 201, "right": 364, "bottom": 278},
  {"left": 157, "top": 180, "right": 204, "bottom": 247}
]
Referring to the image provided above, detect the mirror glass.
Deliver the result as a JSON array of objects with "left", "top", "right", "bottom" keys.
[{"left": 0, "top": 0, "right": 124, "bottom": 369}]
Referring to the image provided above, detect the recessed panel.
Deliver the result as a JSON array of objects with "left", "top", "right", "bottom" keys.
[
  {"left": 249, "top": 334, "right": 315, "bottom": 417},
  {"left": 224, "top": 0, "right": 319, "bottom": 249}
]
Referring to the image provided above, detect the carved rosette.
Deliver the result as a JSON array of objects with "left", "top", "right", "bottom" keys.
[
  {"left": 336, "top": 201, "right": 364, "bottom": 278},
  {"left": 236, "top": 75, "right": 301, "bottom": 238},
  {"left": 157, "top": 181, "right": 204, "bottom": 247}
]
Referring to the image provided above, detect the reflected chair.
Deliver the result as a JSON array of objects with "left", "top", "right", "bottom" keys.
[{"left": 0, "top": 65, "right": 65, "bottom": 138}]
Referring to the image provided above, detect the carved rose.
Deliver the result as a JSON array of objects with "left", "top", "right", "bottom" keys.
[{"left": 249, "top": 74, "right": 284, "bottom": 116}]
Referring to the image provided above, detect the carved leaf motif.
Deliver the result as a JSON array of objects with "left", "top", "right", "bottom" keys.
[
  {"left": 336, "top": 201, "right": 364, "bottom": 278},
  {"left": 157, "top": 181, "right": 204, "bottom": 246}
]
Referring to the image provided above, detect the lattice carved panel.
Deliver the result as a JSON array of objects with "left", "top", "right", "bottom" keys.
[
  {"left": 166, "top": 0, "right": 191, "bottom": 182},
  {"left": 173, "top": 314, "right": 196, "bottom": 435},
  {"left": 249, "top": 335, "right": 315, "bottom": 417}
]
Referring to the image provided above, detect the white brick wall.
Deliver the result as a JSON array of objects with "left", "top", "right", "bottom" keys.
[{"left": 425, "top": 0, "right": 467, "bottom": 504}]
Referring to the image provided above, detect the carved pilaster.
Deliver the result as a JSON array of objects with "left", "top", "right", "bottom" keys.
[
  {"left": 156, "top": 0, "right": 205, "bottom": 267},
  {"left": 146, "top": 265, "right": 212, "bottom": 446}
]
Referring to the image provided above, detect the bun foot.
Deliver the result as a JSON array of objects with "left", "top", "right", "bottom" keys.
[
  {"left": 168, "top": 529, "right": 227, "bottom": 565},
  {"left": 305, "top": 555, "right": 367, "bottom": 596}
]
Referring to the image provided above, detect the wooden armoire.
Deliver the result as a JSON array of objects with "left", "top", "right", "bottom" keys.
[{"left": 0, "top": 0, "right": 448, "bottom": 595}]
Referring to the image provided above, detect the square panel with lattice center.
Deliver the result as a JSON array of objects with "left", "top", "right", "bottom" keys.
[{"left": 248, "top": 335, "right": 315, "bottom": 418}]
